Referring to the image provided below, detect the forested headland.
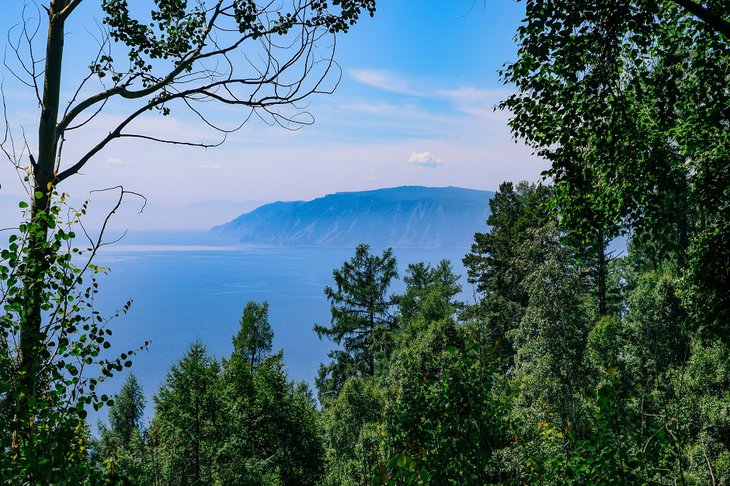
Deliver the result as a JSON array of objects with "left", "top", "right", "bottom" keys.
[
  {"left": 0, "top": 0, "right": 728, "bottom": 484},
  {"left": 84, "top": 180, "right": 729, "bottom": 485}
]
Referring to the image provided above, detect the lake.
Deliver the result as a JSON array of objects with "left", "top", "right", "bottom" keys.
[{"left": 89, "top": 231, "right": 473, "bottom": 425}]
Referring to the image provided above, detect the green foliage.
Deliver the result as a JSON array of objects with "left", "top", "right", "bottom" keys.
[
  {"left": 382, "top": 319, "right": 509, "bottom": 484},
  {"left": 683, "top": 215, "right": 730, "bottom": 343},
  {"left": 219, "top": 349, "right": 325, "bottom": 486},
  {"left": 315, "top": 244, "right": 398, "bottom": 402},
  {"left": 624, "top": 268, "right": 689, "bottom": 378},
  {"left": 320, "top": 377, "right": 384, "bottom": 486},
  {"left": 80, "top": 180, "right": 727, "bottom": 486},
  {"left": 152, "top": 340, "right": 222, "bottom": 485},
  {"left": 510, "top": 222, "right": 594, "bottom": 431},
  {"left": 109, "top": 374, "right": 146, "bottom": 449},
  {"left": 0, "top": 197, "right": 144, "bottom": 484},
  {"left": 462, "top": 181, "right": 551, "bottom": 361},
  {"left": 234, "top": 301, "right": 274, "bottom": 368},
  {"left": 399, "top": 260, "right": 461, "bottom": 323},
  {"left": 678, "top": 340, "right": 730, "bottom": 483},
  {"left": 95, "top": 303, "right": 325, "bottom": 485},
  {"left": 306, "top": 174, "right": 728, "bottom": 485},
  {"left": 500, "top": 0, "right": 729, "bottom": 334},
  {"left": 96, "top": 374, "right": 147, "bottom": 484}
]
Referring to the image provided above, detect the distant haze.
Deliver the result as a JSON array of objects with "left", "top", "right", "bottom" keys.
[
  {"left": 213, "top": 186, "right": 493, "bottom": 249},
  {"left": 0, "top": 194, "right": 262, "bottom": 231},
  {"left": 1, "top": 2, "right": 546, "bottom": 207}
]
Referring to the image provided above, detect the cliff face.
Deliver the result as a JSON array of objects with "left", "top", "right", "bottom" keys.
[{"left": 211, "top": 186, "right": 493, "bottom": 249}]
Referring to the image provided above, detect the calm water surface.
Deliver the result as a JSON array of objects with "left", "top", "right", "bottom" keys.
[{"left": 89, "top": 231, "right": 472, "bottom": 424}]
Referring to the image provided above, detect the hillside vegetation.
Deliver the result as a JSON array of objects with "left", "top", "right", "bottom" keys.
[
  {"left": 91, "top": 181, "right": 729, "bottom": 485},
  {"left": 212, "top": 186, "right": 492, "bottom": 249}
]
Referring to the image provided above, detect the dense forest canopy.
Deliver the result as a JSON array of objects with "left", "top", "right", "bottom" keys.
[{"left": 0, "top": 0, "right": 728, "bottom": 484}]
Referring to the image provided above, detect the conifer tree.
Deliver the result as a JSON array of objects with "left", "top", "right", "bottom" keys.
[
  {"left": 220, "top": 305, "right": 324, "bottom": 485},
  {"left": 108, "top": 374, "right": 145, "bottom": 448},
  {"left": 1, "top": 3, "right": 376, "bottom": 476},
  {"left": 153, "top": 341, "right": 222, "bottom": 486},
  {"left": 399, "top": 260, "right": 461, "bottom": 323},
  {"left": 462, "top": 182, "right": 551, "bottom": 361},
  {"left": 314, "top": 244, "right": 398, "bottom": 402},
  {"left": 97, "top": 374, "right": 147, "bottom": 484},
  {"left": 234, "top": 301, "right": 274, "bottom": 369}
]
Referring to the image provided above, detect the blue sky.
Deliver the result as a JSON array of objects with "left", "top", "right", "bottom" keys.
[{"left": 0, "top": 1, "right": 546, "bottom": 220}]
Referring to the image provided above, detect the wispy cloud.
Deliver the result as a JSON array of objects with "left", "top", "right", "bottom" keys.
[
  {"left": 408, "top": 151, "right": 443, "bottom": 169},
  {"left": 349, "top": 69, "right": 511, "bottom": 118},
  {"left": 199, "top": 163, "right": 223, "bottom": 171},
  {"left": 349, "top": 69, "right": 421, "bottom": 96}
]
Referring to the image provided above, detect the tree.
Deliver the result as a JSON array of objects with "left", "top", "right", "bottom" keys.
[
  {"left": 108, "top": 374, "right": 146, "bottom": 449},
  {"left": 510, "top": 222, "right": 593, "bottom": 439},
  {"left": 462, "top": 181, "right": 551, "bottom": 362},
  {"left": 398, "top": 260, "right": 462, "bottom": 323},
  {"left": 153, "top": 340, "right": 222, "bottom": 486},
  {"left": 494, "top": 5, "right": 728, "bottom": 478},
  {"left": 320, "top": 377, "right": 384, "bottom": 486},
  {"left": 234, "top": 301, "right": 274, "bottom": 369},
  {"left": 219, "top": 304, "right": 324, "bottom": 485},
  {"left": 0, "top": 193, "right": 145, "bottom": 483},
  {"left": 381, "top": 316, "right": 509, "bottom": 485},
  {"left": 1, "top": 0, "right": 376, "bottom": 471},
  {"left": 314, "top": 243, "right": 398, "bottom": 402},
  {"left": 499, "top": 1, "right": 728, "bottom": 337},
  {"left": 97, "top": 373, "right": 147, "bottom": 483}
]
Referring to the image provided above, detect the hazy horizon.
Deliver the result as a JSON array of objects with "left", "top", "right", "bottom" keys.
[
  {"left": 0, "top": 183, "right": 500, "bottom": 231},
  {"left": 0, "top": 0, "right": 547, "bottom": 229}
]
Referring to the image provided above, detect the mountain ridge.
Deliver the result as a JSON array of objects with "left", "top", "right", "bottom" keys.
[{"left": 211, "top": 186, "right": 493, "bottom": 249}]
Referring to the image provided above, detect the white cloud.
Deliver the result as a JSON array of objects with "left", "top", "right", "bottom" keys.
[
  {"left": 408, "top": 151, "right": 443, "bottom": 169},
  {"left": 199, "top": 163, "right": 223, "bottom": 171},
  {"left": 349, "top": 69, "right": 420, "bottom": 96}
]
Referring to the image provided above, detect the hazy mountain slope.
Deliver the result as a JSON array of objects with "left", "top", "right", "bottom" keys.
[{"left": 212, "top": 186, "right": 493, "bottom": 248}]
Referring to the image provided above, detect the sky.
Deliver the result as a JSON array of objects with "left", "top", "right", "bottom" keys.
[{"left": 0, "top": 0, "right": 547, "bottom": 226}]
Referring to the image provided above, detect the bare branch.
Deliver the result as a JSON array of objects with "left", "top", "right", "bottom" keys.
[
  {"left": 31, "top": 0, "right": 370, "bottom": 189},
  {"left": 56, "top": 3, "right": 227, "bottom": 134},
  {"left": 61, "top": 19, "right": 112, "bottom": 128},
  {"left": 87, "top": 185, "right": 147, "bottom": 250},
  {"left": 56, "top": 103, "right": 150, "bottom": 182},
  {"left": 117, "top": 132, "right": 226, "bottom": 148},
  {"left": 3, "top": 5, "right": 43, "bottom": 103}
]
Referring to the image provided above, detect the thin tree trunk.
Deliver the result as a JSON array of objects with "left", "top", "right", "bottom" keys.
[{"left": 19, "top": 0, "right": 65, "bottom": 408}]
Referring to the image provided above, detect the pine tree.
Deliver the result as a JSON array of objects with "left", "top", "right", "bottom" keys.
[
  {"left": 219, "top": 307, "right": 324, "bottom": 485},
  {"left": 109, "top": 374, "right": 145, "bottom": 448},
  {"left": 234, "top": 301, "right": 274, "bottom": 369},
  {"left": 462, "top": 181, "right": 551, "bottom": 362},
  {"left": 97, "top": 374, "right": 146, "bottom": 484},
  {"left": 153, "top": 341, "right": 222, "bottom": 486},
  {"left": 314, "top": 244, "right": 398, "bottom": 402}
]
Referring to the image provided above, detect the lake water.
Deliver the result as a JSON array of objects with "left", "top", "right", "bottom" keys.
[{"left": 89, "top": 231, "right": 473, "bottom": 425}]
